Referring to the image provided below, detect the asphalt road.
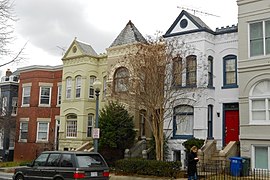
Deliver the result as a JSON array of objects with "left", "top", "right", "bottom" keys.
[{"left": 0, "top": 172, "right": 12, "bottom": 180}]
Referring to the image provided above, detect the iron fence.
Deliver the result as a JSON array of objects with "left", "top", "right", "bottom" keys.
[{"left": 197, "top": 161, "right": 270, "bottom": 180}]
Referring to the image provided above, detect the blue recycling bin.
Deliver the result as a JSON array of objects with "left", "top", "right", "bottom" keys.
[{"left": 230, "top": 157, "right": 243, "bottom": 176}]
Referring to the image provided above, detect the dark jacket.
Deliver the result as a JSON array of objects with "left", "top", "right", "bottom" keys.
[{"left": 187, "top": 151, "right": 199, "bottom": 176}]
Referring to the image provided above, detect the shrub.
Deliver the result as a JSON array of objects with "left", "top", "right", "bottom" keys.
[
  {"left": 182, "top": 138, "right": 205, "bottom": 152},
  {"left": 115, "top": 158, "right": 182, "bottom": 178}
]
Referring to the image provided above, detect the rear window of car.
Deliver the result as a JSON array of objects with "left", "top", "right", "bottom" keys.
[{"left": 76, "top": 154, "right": 106, "bottom": 167}]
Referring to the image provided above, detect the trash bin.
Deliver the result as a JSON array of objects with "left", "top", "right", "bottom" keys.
[
  {"left": 229, "top": 157, "right": 243, "bottom": 176},
  {"left": 241, "top": 157, "right": 251, "bottom": 176}
]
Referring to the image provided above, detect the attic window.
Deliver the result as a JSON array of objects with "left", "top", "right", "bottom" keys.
[
  {"left": 72, "top": 46, "right": 77, "bottom": 53},
  {"left": 180, "top": 19, "right": 188, "bottom": 29}
]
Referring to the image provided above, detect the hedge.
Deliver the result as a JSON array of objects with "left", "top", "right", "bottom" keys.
[{"left": 114, "top": 158, "right": 182, "bottom": 178}]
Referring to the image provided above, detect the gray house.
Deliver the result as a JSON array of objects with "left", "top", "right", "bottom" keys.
[{"left": 238, "top": 0, "right": 270, "bottom": 170}]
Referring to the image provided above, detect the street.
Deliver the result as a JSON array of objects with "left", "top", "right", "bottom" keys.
[{"left": 0, "top": 172, "right": 12, "bottom": 180}]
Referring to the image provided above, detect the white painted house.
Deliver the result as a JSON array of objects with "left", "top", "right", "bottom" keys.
[{"left": 163, "top": 10, "right": 239, "bottom": 166}]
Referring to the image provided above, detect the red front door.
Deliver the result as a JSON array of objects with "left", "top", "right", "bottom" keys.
[{"left": 225, "top": 110, "right": 239, "bottom": 145}]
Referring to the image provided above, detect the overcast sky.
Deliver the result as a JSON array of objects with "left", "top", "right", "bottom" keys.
[{"left": 1, "top": 0, "right": 238, "bottom": 75}]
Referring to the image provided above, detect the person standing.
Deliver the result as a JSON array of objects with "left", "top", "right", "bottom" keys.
[{"left": 187, "top": 146, "right": 199, "bottom": 180}]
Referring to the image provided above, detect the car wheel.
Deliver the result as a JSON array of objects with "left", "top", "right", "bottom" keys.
[
  {"left": 15, "top": 174, "right": 24, "bottom": 180},
  {"left": 54, "top": 178, "right": 63, "bottom": 180}
]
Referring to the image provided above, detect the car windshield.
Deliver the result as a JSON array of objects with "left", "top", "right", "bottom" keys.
[{"left": 76, "top": 154, "right": 104, "bottom": 167}]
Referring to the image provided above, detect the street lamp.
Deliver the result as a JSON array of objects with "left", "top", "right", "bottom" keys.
[{"left": 93, "top": 78, "right": 102, "bottom": 152}]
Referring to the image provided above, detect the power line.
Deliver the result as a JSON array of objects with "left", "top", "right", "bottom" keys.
[{"left": 177, "top": 6, "right": 220, "bottom": 18}]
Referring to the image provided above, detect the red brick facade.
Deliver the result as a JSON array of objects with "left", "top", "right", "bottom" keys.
[{"left": 14, "top": 66, "right": 62, "bottom": 161}]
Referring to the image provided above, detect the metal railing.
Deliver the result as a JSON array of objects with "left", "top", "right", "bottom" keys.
[{"left": 197, "top": 161, "right": 270, "bottom": 180}]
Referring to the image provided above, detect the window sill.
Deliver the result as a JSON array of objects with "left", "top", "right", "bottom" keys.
[
  {"left": 171, "top": 135, "right": 193, "bottom": 139},
  {"left": 222, "top": 84, "right": 238, "bottom": 89},
  {"left": 21, "top": 104, "right": 30, "bottom": 107},
  {"left": 38, "top": 104, "right": 51, "bottom": 107},
  {"left": 36, "top": 140, "right": 49, "bottom": 143},
  {"left": 18, "top": 140, "right": 27, "bottom": 143}
]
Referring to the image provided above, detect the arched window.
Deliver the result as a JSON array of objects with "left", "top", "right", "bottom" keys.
[
  {"left": 172, "top": 57, "right": 182, "bottom": 86},
  {"left": 87, "top": 113, "right": 94, "bottom": 137},
  {"left": 66, "top": 77, "right": 72, "bottom": 99},
  {"left": 186, "top": 55, "right": 197, "bottom": 86},
  {"left": 208, "top": 56, "right": 214, "bottom": 87},
  {"left": 250, "top": 80, "right": 270, "bottom": 124},
  {"left": 223, "top": 55, "right": 237, "bottom": 88},
  {"left": 89, "top": 76, "right": 96, "bottom": 98},
  {"left": 75, "top": 75, "right": 82, "bottom": 98},
  {"left": 114, "top": 67, "right": 129, "bottom": 92},
  {"left": 66, "top": 114, "right": 77, "bottom": 137},
  {"left": 173, "top": 105, "right": 194, "bottom": 138}
]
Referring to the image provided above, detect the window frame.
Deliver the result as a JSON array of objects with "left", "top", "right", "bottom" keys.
[
  {"left": 36, "top": 121, "right": 50, "bottom": 142},
  {"left": 172, "top": 56, "right": 182, "bottom": 87},
  {"left": 39, "top": 86, "right": 52, "bottom": 106},
  {"left": 172, "top": 105, "right": 194, "bottom": 139},
  {"left": 66, "top": 114, "right": 77, "bottom": 138},
  {"left": 11, "top": 97, "right": 18, "bottom": 116},
  {"left": 249, "top": 80, "right": 270, "bottom": 124},
  {"left": 114, "top": 67, "right": 129, "bottom": 93},
  {"left": 22, "top": 86, "right": 31, "bottom": 106},
  {"left": 186, "top": 55, "right": 197, "bottom": 87},
  {"left": 249, "top": 20, "right": 270, "bottom": 57},
  {"left": 252, "top": 145, "right": 270, "bottom": 170},
  {"left": 208, "top": 56, "right": 214, "bottom": 88},
  {"left": 89, "top": 76, "right": 96, "bottom": 99},
  {"left": 19, "top": 120, "right": 28, "bottom": 142},
  {"left": 222, "top": 55, "right": 238, "bottom": 88},
  {"left": 87, "top": 113, "right": 94, "bottom": 137},
  {"left": 75, "top": 76, "right": 82, "bottom": 98},
  {"left": 57, "top": 84, "right": 62, "bottom": 106},
  {"left": 66, "top": 77, "right": 72, "bottom": 99}
]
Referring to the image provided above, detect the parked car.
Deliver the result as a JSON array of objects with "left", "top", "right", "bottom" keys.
[{"left": 13, "top": 151, "right": 109, "bottom": 180}]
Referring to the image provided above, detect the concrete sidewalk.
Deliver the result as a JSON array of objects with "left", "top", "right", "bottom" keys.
[{"left": 0, "top": 167, "right": 187, "bottom": 180}]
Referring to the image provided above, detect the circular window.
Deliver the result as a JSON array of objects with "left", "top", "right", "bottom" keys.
[
  {"left": 72, "top": 46, "right": 77, "bottom": 53},
  {"left": 180, "top": 19, "right": 188, "bottom": 29}
]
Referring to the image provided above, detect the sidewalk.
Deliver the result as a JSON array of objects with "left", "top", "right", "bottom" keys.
[{"left": 0, "top": 167, "right": 187, "bottom": 180}]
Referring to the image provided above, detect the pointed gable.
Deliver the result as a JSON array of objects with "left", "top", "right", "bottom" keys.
[
  {"left": 163, "top": 10, "right": 214, "bottom": 38},
  {"left": 62, "top": 38, "right": 98, "bottom": 59},
  {"left": 110, "top": 20, "right": 147, "bottom": 47}
]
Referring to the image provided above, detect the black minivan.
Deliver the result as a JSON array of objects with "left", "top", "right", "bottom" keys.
[{"left": 13, "top": 151, "right": 109, "bottom": 180}]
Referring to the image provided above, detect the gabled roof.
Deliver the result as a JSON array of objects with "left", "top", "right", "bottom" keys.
[
  {"left": 110, "top": 20, "right": 147, "bottom": 47},
  {"left": 163, "top": 10, "right": 214, "bottom": 38},
  {"left": 62, "top": 38, "right": 98, "bottom": 59},
  {"left": 75, "top": 40, "right": 98, "bottom": 56}
]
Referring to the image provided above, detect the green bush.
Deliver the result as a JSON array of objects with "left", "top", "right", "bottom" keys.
[
  {"left": 114, "top": 158, "right": 181, "bottom": 178},
  {"left": 182, "top": 138, "right": 205, "bottom": 152}
]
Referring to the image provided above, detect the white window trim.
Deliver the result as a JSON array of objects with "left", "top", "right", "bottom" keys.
[
  {"left": 66, "top": 77, "right": 72, "bottom": 99},
  {"left": 249, "top": 97, "right": 270, "bottom": 125},
  {"left": 22, "top": 85, "right": 31, "bottom": 107},
  {"left": 57, "top": 84, "right": 62, "bottom": 106},
  {"left": 19, "top": 118, "right": 29, "bottom": 142},
  {"left": 75, "top": 76, "right": 82, "bottom": 98},
  {"left": 248, "top": 19, "right": 270, "bottom": 58},
  {"left": 66, "top": 120, "right": 77, "bottom": 138},
  {"left": 87, "top": 114, "right": 94, "bottom": 137},
  {"left": 39, "top": 86, "right": 52, "bottom": 107},
  {"left": 251, "top": 145, "right": 270, "bottom": 170},
  {"left": 36, "top": 121, "right": 50, "bottom": 142},
  {"left": 89, "top": 76, "right": 96, "bottom": 99}
]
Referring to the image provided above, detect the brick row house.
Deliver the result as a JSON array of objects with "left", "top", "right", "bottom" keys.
[{"left": 14, "top": 66, "right": 62, "bottom": 161}]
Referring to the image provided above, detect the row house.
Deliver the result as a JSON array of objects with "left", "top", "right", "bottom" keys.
[
  {"left": 14, "top": 65, "right": 62, "bottom": 161},
  {"left": 163, "top": 10, "right": 239, "bottom": 165},
  {"left": 0, "top": 69, "right": 18, "bottom": 161},
  {"left": 238, "top": 0, "right": 270, "bottom": 169}
]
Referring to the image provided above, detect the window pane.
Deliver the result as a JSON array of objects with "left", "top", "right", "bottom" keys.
[
  {"left": 251, "top": 40, "right": 264, "bottom": 56},
  {"left": 266, "top": 21, "right": 270, "bottom": 54},
  {"left": 250, "top": 22, "right": 263, "bottom": 39},
  {"left": 250, "top": 22, "right": 264, "bottom": 56},
  {"left": 252, "top": 100, "right": 265, "bottom": 109},
  {"left": 252, "top": 111, "right": 266, "bottom": 120},
  {"left": 33, "top": 153, "right": 49, "bottom": 166},
  {"left": 255, "top": 146, "right": 268, "bottom": 169}
]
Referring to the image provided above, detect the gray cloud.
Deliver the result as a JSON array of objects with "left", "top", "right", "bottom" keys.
[{"left": 14, "top": 0, "right": 116, "bottom": 55}]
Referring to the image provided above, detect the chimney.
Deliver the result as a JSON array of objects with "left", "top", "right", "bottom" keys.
[{"left": 6, "top": 69, "right": 12, "bottom": 77}]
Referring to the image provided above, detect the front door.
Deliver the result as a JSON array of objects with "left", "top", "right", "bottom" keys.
[{"left": 224, "top": 108, "right": 239, "bottom": 145}]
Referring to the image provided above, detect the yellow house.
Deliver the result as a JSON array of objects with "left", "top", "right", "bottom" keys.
[
  {"left": 59, "top": 20, "right": 152, "bottom": 151},
  {"left": 59, "top": 38, "right": 107, "bottom": 150}
]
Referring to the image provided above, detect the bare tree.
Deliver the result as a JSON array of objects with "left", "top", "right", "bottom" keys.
[
  {"left": 0, "top": 0, "right": 26, "bottom": 67},
  {"left": 110, "top": 32, "right": 208, "bottom": 161}
]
